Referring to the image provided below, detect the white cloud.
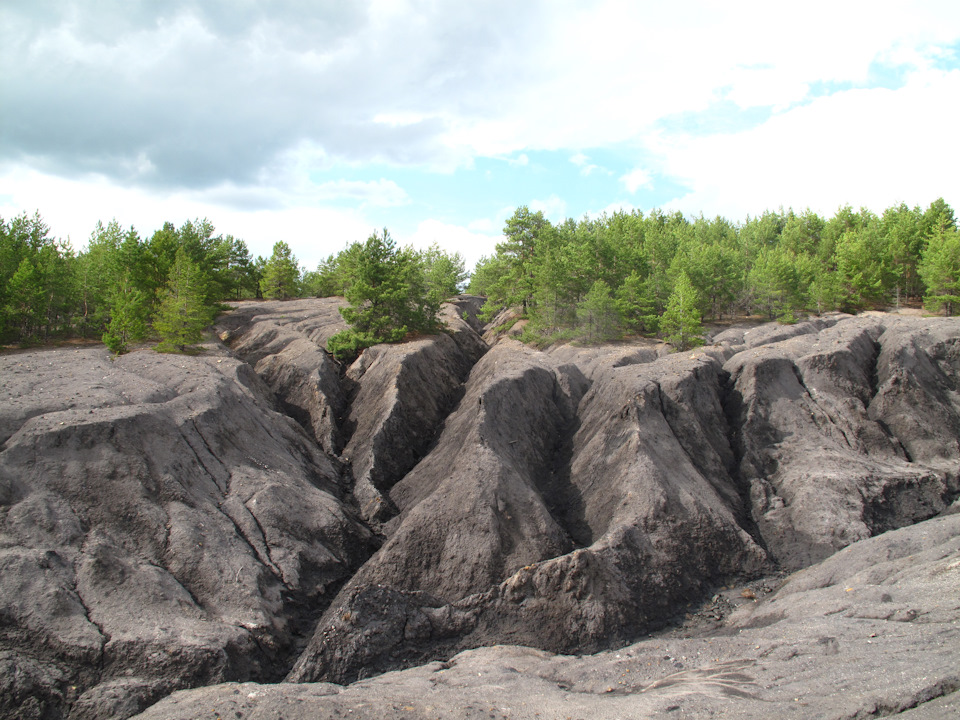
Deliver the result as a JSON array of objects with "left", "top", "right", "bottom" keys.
[
  {"left": 530, "top": 194, "right": 568, "bottom": 224},
  {"left": 569, "top": 152, "right": 604, "bottom": 176},
  {"left": 403, "top": 219, "right": 500, "bottom": 272},
  {"left": 3, "top": 0, "right": 960, "bottom": 265},
  {"left": 467, "top": 218, "right": 495, "bottom": 232},
  {"left": 372, "top": 112, "right": 434, "bottom": 127},
  {"left": 440, "top": 1, "right": 960, "bottom": 159},
  {"left": 0, "top": 166, "right": 371, "bottom": 270},
  {"left": 652, "top": 68, "right": 960, "bottom": 219},
  {"left": 724, "top": 67, "right": 810, "bottom": 111},
  {"left": 620, "top": 168, "right": 653, "bottom": 194},
  {"left": 312, "top": 178, "right": 410, "bottom": 207}
]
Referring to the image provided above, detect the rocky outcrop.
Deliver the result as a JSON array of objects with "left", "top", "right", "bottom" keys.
[
  {"left": 287, "top": 314, "right": 960, "bottom": 687},
  {"left": 130, "top": 513, "right": 960, "bottom": 720},
  {"left": 288, "top": 340, "right": 774, "bottom": 685},
  {"left": 0, "top": 344, "right": 375, "bottom": 720},
  {"left": 3, "top": 304, "right": 960, "bottom": 719},
  {"left": 723, "top": 316, "right": 960, "bottom": 569},
  {"left": 221, "top": 299, "right": 487, "bottom": 525},
  {"left": 287, "top": 340, "right": 584, "bottom": 682},
  {"left": 216, "top": 298, "right": 351, "bottom": 456}
]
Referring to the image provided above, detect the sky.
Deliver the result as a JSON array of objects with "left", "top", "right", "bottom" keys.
[{"left": 2, "top": 1, "right": 959, "bottom": 274}]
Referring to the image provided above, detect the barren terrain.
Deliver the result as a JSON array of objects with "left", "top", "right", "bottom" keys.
[{"left": 1, "top": 298, "right": 958, "bottom": 719}]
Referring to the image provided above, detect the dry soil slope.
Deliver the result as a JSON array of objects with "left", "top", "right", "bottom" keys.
[
  {"left": 721, "top": 314, "right": 960, "bottom": 569},
  {"left": 220, "top": 298, "right": 487, "bottom": 527},
  {"left": 0, "top": 342, "right": 375, "bottom": 720}
]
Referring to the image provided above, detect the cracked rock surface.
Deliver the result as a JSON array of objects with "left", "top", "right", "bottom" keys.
[
  {"left": 2, "top": 302, "right": 959, "bottom": 719},
  {"left": 0, "top": 342, "right": 375, "bottom": 720},
  {"left": 132, "top": 513, "right": 960, "bottom": 719}
]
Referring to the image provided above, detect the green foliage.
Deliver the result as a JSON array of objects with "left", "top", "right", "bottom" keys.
[
  {"left": 153, "top": 248, "right": 212, "bottom": 353},
  {"left": 798, "top": 254, "right": 843, "bottom": 316},
  {"left": 920, "top": 222, "right": 960, "bottom": 316},
  {"left": 327, "top": 229, "right": 441, "bottom": 361},
  {"left": 214, "top": 235, "right": 258, "bottom": 300},
  {"left": 420, "top": 243, "right": 468, "bottom": 305},
  {"left": 468, "top": 254, "right": 507, "bottom": 297},
  {"left": 261, "top": 241, "right": 301, "bottom": 299},
  {"left": 615, "top": 271, "right": 659, "bottom": 334},
  {"left": 483, "top": 206, "right": 553, "bottom": 314},
  {"left": 835, "top": 214, "right": 888, "bottom": 307},
  {"left": 0, "top": 213, "right": 75, "bottom": 343},
  {"left": 4, "top": 196, "right": 958, "bottom": 352},
  {"left": 103, "top": 279, "right": 149, "bottom": 354},
  {"left": 307, "top": 243, "right": 363, "bottom": 298},
  {"left": 576, "top": 280, "right": 621, "bottom": 342},
  {"left": 748, "top": 246, "right": 805, "bottom": 321},
  {"left": 327, "top": 328, "right": 378, "bottom": 361},
  {"left": 474, "top": 201, "right": 960, "bottom": 347},
  {"left": 881, "top": 203, "right": 925, "bottom": 303},
  {"left": 76, "top": 220, "right": 124, "bottom": 337},
  {"left": 660, "top": 271, "right": 704, "bottom": 351},
  {"left": 4, "top": 257, "right": 46, "bottom": 342}
]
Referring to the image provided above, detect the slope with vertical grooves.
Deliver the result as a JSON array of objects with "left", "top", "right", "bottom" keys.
[{"left": 5, "top": 302, "right": 960, "bottom": 720}]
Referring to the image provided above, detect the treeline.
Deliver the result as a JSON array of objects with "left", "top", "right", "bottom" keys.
[
  {"left": 469, "top": 199, "right": 960, "bottom": 348},
  {"left": 0, "top": 213, "right": 303, "bottom": 352},
  {"left": 6, "top": 198, "right": 958, "bottom": 354}
]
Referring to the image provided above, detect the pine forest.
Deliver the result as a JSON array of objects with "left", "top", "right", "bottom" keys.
[{"left": 1, "top": 198, "right": 958, "bottom": 355}]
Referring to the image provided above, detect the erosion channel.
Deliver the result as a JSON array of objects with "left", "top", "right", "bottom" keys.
[{"left": 1, "top": 297, "right": 958, "bottom": 719}]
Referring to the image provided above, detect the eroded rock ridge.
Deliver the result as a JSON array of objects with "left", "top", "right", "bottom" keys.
[{"left": 1, "top": 300, "right": 957, "bottom": 719}]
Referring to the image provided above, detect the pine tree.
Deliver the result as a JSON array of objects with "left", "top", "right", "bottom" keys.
[
  {"left": 154, "top": 248, "right": 210, "bottom": 352},
  {"left": 3, "top": 258, "right": 45, "bottom": 342},
  {"left": 748, "top": 246, "right": 804, "bottom": 321},
  {"left": 920, "top": 224, "right": 960, "bottom": 316},
  {"left": 660, "top": 271, "right": 704, "bottom": 351},
  {"left": 800, "top": 255, "right": 843, "bottom": 316},
  {"left": 261, "top": 241, "right": 301, "bottom": 299},
  {"left": 481, "top": 205, "right": 553, "bottom": 317},
  {"left": 615, "top": 271, "right": 659, "bottom": 335},
  {"left": 576, "top": 280, "right": 621, "bottom": 342},
  {"left": 327, "top": 229, "right": 438, "bottom": 361},
  {"left": 420, "top": 243, "right": 468, "bottom": 306},
  {"left": 103, "top": 278, "right": 149, "bottom": 354}
]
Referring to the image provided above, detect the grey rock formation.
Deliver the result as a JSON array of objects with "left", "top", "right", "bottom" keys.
[
  {"left": 0, "top": 343, "right": 374, "bottom": 720},
  {"left": 3, "top": 304, "right": 959, "bottom": 720},
  {"left": 216, "top": 298, "right": 351, "bottom": 456},
  {"left": 724, "top": 315, "right": 960, "bottom": 569},
  {"left": 288, "top": 340, "right": 774, "bottom": 685},
  {"left": 222, "top": 299, "right": 487, "bottom": 525},
  {"left": 130, "top": 513, "right": 960, "bottom": 720},
  {"left": 288, "top": 314, "right": 960, "bottom": 686}
]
